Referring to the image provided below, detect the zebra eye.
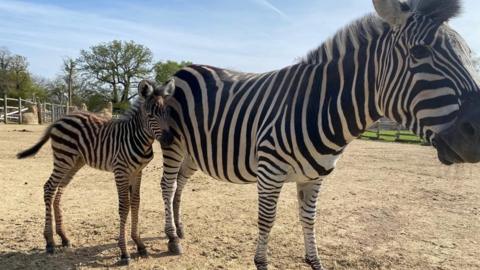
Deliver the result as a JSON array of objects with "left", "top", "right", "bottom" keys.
[{"left": 410, "top": 45, "right": 431, "bottom": 59}]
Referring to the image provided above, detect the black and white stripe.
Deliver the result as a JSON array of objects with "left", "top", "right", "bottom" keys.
[
  {"left": 17, "top": 80, "right": 172, "bottom": 264},
  {"left": 155, "top": 0, "right": 479, "bottom": 269}
]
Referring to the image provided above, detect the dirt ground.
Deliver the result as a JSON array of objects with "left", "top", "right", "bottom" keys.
[{"left": 0, "top": 124, "right": 479, "bottom": 270}]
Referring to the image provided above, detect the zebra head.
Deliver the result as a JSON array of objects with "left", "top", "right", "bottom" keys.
[
  {"left": 138, "top": 79, "right": 174, "bottom": 145},
  {"left": 373, "top": 0, "right": 480, "bottom": 165}
]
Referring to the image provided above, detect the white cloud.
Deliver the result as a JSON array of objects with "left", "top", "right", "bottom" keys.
[{"left": 250, "top": 0, "right": 291, "bottom": 22}]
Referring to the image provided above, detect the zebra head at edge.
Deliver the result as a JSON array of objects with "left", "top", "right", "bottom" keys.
[
  {"left": 373, "top": 0, "right": 480, "bottom": 165},
  {"left": 138, "top": 79, "right": 175, "bottom": 146}
]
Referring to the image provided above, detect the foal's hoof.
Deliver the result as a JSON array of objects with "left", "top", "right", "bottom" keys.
[
  {"left": 254, "top": 258, "right": 268, "bottom": 270},
  {"left": 305, "top": 256, "right": 324, "bottom": 270},
  {"left": 167, "top": 239, "right": 183, "bottom": 255},
  {"left": 138, "top": 247, "right": 148, "bottom": 257},
  {"left": 45, "top": 244, "right": 55, "bottom": 254},
  {"left": 61, "top": 239, "right": 71, "bottom": 248},
  {"left": 176, "top": 226, "right": 185, "bottom": 239},
  {"left": 119, "top": 255, "right": 130, "bottom": 265}
]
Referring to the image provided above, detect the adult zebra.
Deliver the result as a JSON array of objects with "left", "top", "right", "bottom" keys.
[
  {"left": 157, "top": 0, "right": 480, "bottom": 269},
  {"left": 17, "top": 80, "right": 173, "bottom": 264}
]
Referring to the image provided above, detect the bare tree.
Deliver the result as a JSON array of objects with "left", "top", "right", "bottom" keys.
[{"left": 63, "top": 57, "right": 78, "bottom": 111}]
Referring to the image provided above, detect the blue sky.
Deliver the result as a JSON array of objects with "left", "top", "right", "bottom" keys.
[{"left": 0, "top": 0, "right": 479, "bottom": 79}]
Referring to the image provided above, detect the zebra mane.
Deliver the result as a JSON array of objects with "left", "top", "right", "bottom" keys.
[
  {"left": 300, "top": 0, "right": 463, "bottom": 65},
  {"left": 299, "top": 14, "right": 386, "bottom": 65},
  {"left": 408, "top": 0, "right": 462, "bottom": 23},
  {"left": 115, "top": 97, "right": 145, "bottom": 121}
]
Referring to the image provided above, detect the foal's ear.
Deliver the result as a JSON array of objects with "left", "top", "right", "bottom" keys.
[
  {"left": 373, "top": 0, "right": 410, "bottom": 27},
  {"left": 154, "top": 79, "right": 176, "bottom": 99},
  {"left": 138, "top": 80, "right": 155, "bottom": 98}
]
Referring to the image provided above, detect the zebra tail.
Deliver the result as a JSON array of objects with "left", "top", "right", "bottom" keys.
[{"left": 17, "top": 125, "right": 54, "bottom": 159}]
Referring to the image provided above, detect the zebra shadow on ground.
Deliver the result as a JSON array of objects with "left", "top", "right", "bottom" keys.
[{"left": 0, "top": 236, "right": 176, "bottom": 269}]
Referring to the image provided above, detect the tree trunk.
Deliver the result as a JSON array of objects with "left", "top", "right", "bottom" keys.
[
  {"left": 112, "top": 83, "right": 119, "bottom": 103},
  {"left": 121, "top": 82, "right": 130, "bottom": 102}
]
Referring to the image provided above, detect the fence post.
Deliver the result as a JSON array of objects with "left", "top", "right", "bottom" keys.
[
  {"left": 51, "top": 104, "right": 55, "bottom": 123},
  {"left": 43, "top": 101, "right": 47, "bottom": 124},
  {"left": 18, "top": 97, "right": 23, "bottom": 124},
  {"left": 3, "top": 93, "right": 7, "bottom": 124},
  {"left": 395, "top": 124, "right": 401, "bottom": 141},
  {"left": 37, "top": 103, "right": 42, "bottom": 125},
  {"left": 376, "top": 123, "right": 380, "bottom": 140}
]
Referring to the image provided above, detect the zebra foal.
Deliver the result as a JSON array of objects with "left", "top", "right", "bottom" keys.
[{"left": 17, "top": 80, "right": 174, "bottom": 264}]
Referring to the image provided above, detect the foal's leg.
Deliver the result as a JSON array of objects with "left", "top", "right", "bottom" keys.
[
  {"left": 130, "top": 172, "right": 147, "bottom": 256},
  {"left": 296, "top": 181, "right": 324, "bottom": 270},
  {"left": 114, "top": 171, "right": 131, "bottom": 264},
  {"left": 53, "top": 160, "right": 84, "bottom": 248},
  {"left": 173, "top": 156, "right": 197, "bottom": 239},
  {"left": 43, "top": 153, "right": 79, "bottom": 254}
]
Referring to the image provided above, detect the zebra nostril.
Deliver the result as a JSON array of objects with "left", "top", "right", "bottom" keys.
[{"left": 461, "top": 122, "right": 476, "bottom": 137}]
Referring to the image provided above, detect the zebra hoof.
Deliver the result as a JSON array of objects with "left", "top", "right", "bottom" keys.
[
  {"left": 62, "top": 239, "right": 71, "bottom": 248},
  {"left": 45, "top": 244, "right": 55, "bottom": 254},
  {"left": 168, "top": 239, "right": 183, "bottom": 255},
  {"left": 176, "top": 225, "right": 185, "bottom": 239},
  {"left": 138, "top": 247, "right": 148, "bottom": 257},
  {"left": 254, "top": 258, "right": 268, "bottom": 270},
  {"left": 305, "top": 256, "right": 324, "bottom": 270},
  {"left": 119, "top": 255, "right": 130, "bottom": 265}
]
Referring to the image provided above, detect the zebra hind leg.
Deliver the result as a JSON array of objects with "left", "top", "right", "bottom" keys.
[
  {"left": 114, "top": 172, "right": 131, "bottom": 265},
  {"left": 53, "top": 160, "right": 84, "bottom": 248},
  {"left": 130, "top": 172, "right": 147, "bottom": 257},
  {"left": 297, "top": 181, "right": 324, "bottom": 270},
  {"left": 43, "top": 156, "right": 79, "bottom": 254},
  {"left": 173, "top": 157, "right": 197, "bottom": 239}
]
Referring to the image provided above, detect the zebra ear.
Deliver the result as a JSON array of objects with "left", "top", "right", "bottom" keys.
[
  {"left": 373, "top": 0, "right": 410, "bottom": 27},
  {"left": 156, "top": 79, "right": 175, "bottom": 98},
  {"left": 138, "top": 80, "right": 154, "bottom": 98}
]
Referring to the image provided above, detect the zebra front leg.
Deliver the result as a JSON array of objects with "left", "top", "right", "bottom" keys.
[
  {"left": 130, "top": 172, "right": 147, "bottom": 257},
  {"left": 253, "top": 171, "right": 285, "bottom": 270},
  {"left": 173, "top": 175, "right": 187, "bottom": 239},
  {"left": 297, "top": 181, "right": 324, "bottom": 270},
  {"left": 53, "top": 161, "right": 83, "bottom": 248},
  {"left": 115, "top": 173, "right": 131, "bottom": 264},
  {"left": 161, "top": 150, "right": 184, "bottom": 255},
  {"left": 173, "top": 158, "right": 197, "bottom": 239},
  {"left": 161, "top": 173, "right": 182, "bottom": 254}
]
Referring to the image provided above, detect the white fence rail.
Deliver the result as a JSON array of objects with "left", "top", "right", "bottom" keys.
[{"left": 1, "top": 94, "right": 67, "bottom": 124}]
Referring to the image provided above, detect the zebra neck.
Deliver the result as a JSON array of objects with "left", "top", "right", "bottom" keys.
[
  {"left": 116, "top": 113, "right": 154, "bottom": 149},
  {"left": 304, "top": 51, "right": 383, "bottom": 149}
]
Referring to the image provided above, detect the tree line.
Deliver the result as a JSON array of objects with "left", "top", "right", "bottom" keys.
[
  {"left": 1, "top": 41, "right": 480, "bottom": 112},
  {"left": 0, "top": 41, "right": 191, "bottom": 112}
]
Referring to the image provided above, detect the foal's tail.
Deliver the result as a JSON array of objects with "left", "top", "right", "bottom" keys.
[{"left": 17, "top": 125, "right": 54, "bottom": 159}]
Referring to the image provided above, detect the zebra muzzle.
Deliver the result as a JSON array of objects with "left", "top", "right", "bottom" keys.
[{"left": 159, "top": 131, "right": 174, "bottom": 146}]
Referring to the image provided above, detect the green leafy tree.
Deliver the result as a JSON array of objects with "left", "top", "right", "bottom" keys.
[
  {"left": 79, "top": 40, "right": 153, "bottom": 103},
  {"left": 0, "top": 47, "right": 12, "bottom": 96},
  {"left": 154, "top": 60, "right": 192, "bottom": 84},
  {"left": 0, "top": 48, "right": 40, "bottom": 98}
]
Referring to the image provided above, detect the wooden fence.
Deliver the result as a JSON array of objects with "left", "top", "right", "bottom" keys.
[
  {"left": 0, "top": 94, "right": 67, "bottom": 124},
  {"left": 360, "top": 117, "right": 424, "bottom": 144}
]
